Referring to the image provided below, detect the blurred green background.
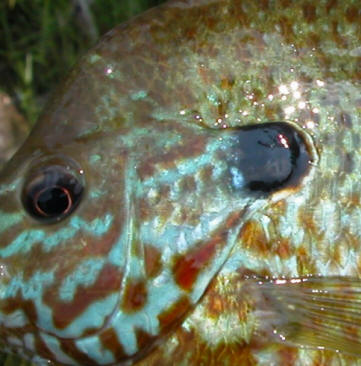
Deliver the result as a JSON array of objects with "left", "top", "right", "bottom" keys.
[
  {"left": 0, "top": 1, "right": 165, "bottom": 364},
  {"left": 0, "top": 0, "right": 166, "bottom": 125}
]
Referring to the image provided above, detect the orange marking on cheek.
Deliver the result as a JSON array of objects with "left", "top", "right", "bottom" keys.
[
  {"left": 144, "top": 245, "right": 162, "bottom": 278},
  {"left": 60, "top": 339, "right": 98, "bottom": 366},
  {"left": 81, "top": 221, "right": 122, "bottom": 257},
  {"left": 173, "top": 236, "right": 225, "bottom": 291},
  {"left": 99, "top": 328, "right": 127, "bottom": 361},
  {"left": 34, "top": 335, "right": 57, "bottom": 363},
  {"left": 158, "top": 296, "right": 191, "bottom": 332},
  {"left": 2, "top": 297, "right": 37, "bottom": 320},
  {"left": 44, "top": 264, "right": 122, "bottom": 330},
  {"left": 11, "top": 217, "right": 122, "bottom": 283},
  {"left": 135, "top": 328, "right": 157, "bottom": 352},
  {"left": 1, "top": 298, "right": 39, "bottom": 337},
  {"left": 122, "top": 279, "right": 148, "bottom": 313},
  {"left": 174, "top": 211, "right": 243, "bottom": 291}
]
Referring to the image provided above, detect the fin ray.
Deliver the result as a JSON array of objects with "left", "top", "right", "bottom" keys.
[{"left": 251, "top": 276, "right": 361, "bottom": 356}]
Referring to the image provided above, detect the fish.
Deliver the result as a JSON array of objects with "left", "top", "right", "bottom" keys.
[{"left": 0, "top": 0, "right": 360, "bottom": 365}]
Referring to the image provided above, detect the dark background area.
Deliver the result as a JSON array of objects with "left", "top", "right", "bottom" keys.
[{"left": 0, "top": 0, "right": 166, "bottom": 125}]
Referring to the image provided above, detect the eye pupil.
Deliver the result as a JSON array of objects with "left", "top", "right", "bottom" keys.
[
  {"left": 22, "top": 163, "right": 84, "bottom": 223},
  {"left": 35, "top": 186, "right": 72, "bottom": 217}
]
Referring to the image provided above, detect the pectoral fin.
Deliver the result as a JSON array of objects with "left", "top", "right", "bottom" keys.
[{"left": 250, "top": 276, "right": 361, "bottom": 356}]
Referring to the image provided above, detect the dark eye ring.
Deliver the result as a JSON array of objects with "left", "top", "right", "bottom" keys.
[{"left": 22, "top": 159, "right": 84, "bottom": 223}]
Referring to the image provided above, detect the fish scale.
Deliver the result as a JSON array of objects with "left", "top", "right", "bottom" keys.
[{"left": 0, "top": 0, "right": 360, "bottom": 365}]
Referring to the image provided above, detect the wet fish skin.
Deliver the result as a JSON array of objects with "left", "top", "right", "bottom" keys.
[{"left": 0, "top": 0, "right": 360, "bottom": 365}]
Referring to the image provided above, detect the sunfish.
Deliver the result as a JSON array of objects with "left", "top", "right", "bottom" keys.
[{"left": 0, "top": 0, "right": 360, "bottom": 365}]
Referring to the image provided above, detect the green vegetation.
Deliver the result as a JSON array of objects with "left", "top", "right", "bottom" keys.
[{"left": 0, "top": 0, "right": 165, "bottom": 125}]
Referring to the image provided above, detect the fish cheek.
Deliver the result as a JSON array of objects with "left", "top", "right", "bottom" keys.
[{"left": 0, "top": 152, "right": 126, "bottom": 344}]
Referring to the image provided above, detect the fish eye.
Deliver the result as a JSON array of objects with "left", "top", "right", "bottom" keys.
[{"left": 22, "top": 161, "right": 84, "bottom": 223}]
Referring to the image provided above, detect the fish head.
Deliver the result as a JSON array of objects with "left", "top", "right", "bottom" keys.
[{"left": 0, "top": 80, "right": 315, "bottom": 364}]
